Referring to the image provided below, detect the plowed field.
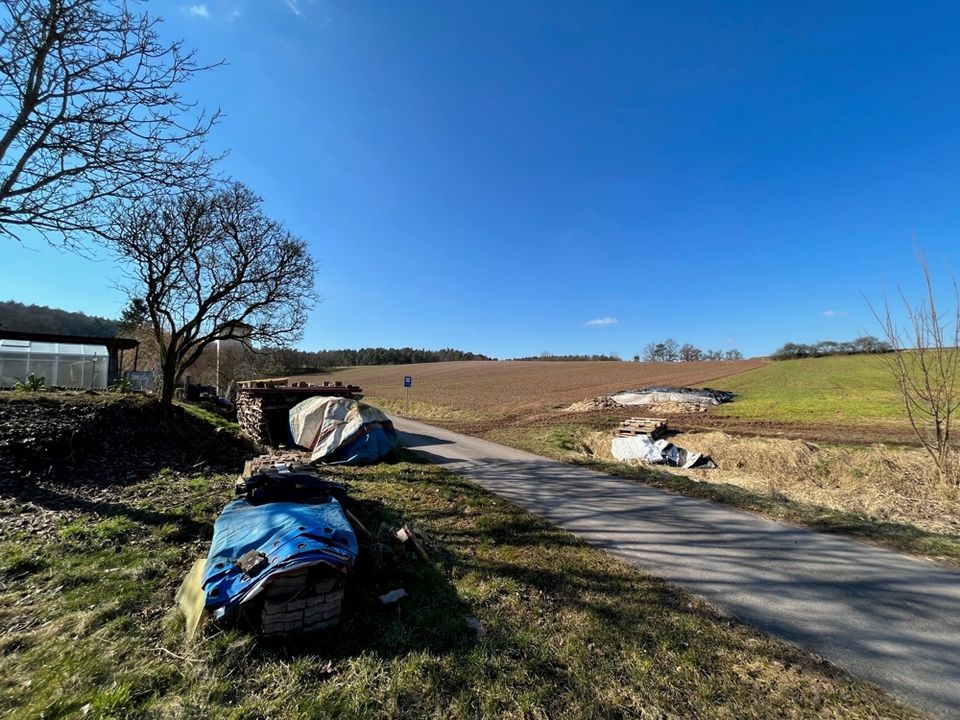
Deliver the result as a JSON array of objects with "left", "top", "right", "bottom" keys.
[{"left": 306, "top": 359, "right": 764, "bottom": 417}]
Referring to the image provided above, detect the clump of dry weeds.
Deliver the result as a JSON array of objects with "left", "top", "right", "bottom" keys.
[{"left": 584, "top": 430, "right": 960, "bottom": 536}]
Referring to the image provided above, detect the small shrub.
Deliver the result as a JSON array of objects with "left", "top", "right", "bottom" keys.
[
  {"left": 109, "top": 377, "right": 132, "bottom": 393},
  {"left": 14, "top": 373, "right": 46, "bottom": 391}
]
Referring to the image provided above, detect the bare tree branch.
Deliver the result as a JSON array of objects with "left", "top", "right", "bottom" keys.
[
  {"left": 868, "top": 252, "right": 960, "bottom": 485},
  {"left": 0, "top": 0, "right": 221, "bottom": 249},
  {"left": 114, "top": 182, "right": 318, "bottom": 404}
]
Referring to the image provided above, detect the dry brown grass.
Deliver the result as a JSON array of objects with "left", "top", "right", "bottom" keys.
[
  {"left": 581, "top": 430, "right": 960, "bottom": 537},
  {"left": 310, "top": 359, "right": 763, "bottom": 419}
]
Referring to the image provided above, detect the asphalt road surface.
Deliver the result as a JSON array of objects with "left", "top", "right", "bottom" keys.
[{"left": 392, "top": 416, "right": 960, "bottom": 719}]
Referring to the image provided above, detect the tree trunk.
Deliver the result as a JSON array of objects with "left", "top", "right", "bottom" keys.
[{"left": 159, "top": 356, "right": 178, "bottom": 405}]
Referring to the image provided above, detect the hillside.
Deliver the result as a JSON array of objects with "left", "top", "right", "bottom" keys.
[
  {"left": 0, "top": 300, "right": 117, "bottom": 337},
  {"left": 313, "top": 359, "right": 765, "bottom": 418},
  {"left": 715, "top": 354, "right": 904, "bottom": 425}
]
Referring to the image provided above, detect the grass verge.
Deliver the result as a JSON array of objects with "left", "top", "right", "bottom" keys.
[
  {"left": 0, "top": 457, "right": 923, "bottom": 718},
  {"left": 176, "top": 400, "right": 242, "bottom": 433},
  {"left": 364, "top": 394, "right": 484, "bottom": 424},
  {"left": 485, "top": 424, "right": 960, "bottom": 566}
]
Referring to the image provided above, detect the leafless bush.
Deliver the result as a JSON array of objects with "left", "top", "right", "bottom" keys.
[{"left": 872, "top": 255, "right": 960, "bottom": 486}]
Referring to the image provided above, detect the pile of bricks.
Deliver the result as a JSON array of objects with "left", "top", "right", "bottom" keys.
[
  {"left": 233, "top": 451, "right": 352, "bottom": 636},
  {"left": 260, "top": 571, "right": 345, "bottom": 636}
]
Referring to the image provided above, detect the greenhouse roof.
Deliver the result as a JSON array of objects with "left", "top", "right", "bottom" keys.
[{"left": 0, "top": 329, "right": 138, "bottom": 350}]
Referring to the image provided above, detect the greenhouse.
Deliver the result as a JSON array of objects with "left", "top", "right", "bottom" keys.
[{"left": 0, "top": 337, "right": 111, "bottom": 389}]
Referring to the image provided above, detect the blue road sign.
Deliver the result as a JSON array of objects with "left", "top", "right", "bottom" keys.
[{"left": 404, "top": 376, "right": 412, "bottom": 388}]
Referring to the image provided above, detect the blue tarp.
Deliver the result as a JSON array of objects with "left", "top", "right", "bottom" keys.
[
  {"left": 289, "top": 397, "right": 398, "bottom": 465},
  {"left": 324, "top": 423, "right": 398, "bottom": 464},
  {"left": 201, "top": 497, "right": 359, "bottom": 619}
]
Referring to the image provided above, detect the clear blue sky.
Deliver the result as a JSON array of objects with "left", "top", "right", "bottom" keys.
[{"left": 4, "top": 0, "right": 959, "bottom": 358}]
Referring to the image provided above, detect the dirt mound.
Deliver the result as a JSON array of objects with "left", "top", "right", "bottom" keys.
[
  {"left": 0, "top": 392, "right": 255, "bottom": 540},
  {"left": 0, "top": 393, "right": 252, "bottom": 483},
  {"left": 564, "top": 396, "right": 622, "bottom": 412},
  {"left": 565, "top": 396, "right": 709, "bottom": 414},
  {"left": 636, "top": 401, "right": 709, "bottom": 414}
]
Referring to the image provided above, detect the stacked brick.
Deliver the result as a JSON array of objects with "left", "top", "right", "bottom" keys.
[
  {"left": 260, "top": 572, "right": 345, "bottom": 636},
  {"left": 235, "top": 451, "right": 353, "bottom": 637}
]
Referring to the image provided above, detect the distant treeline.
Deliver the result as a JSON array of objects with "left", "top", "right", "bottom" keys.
[
  {"left": 262, "top": 346, "right": 493, "bottom": 372},
  {"left": 639, "top": 339, "right": 743, "bottom": 362},
  {"left": 510, "top": 353, "right": 622, "bottom": 361},
  {"left": 770, "top": 336, "right": 892, "bottom": 360},
  {"left": 0, "top": 300, "right": 117, "bottom": 337}
]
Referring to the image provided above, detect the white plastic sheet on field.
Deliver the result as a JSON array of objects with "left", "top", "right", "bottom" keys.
[
  {"left": 608, "top": 386, "right": 733, "bottom": 407},
  {"left": 611, "top": 435, "right": 662, "bottom": 463},
  {"left": 611, "top": 436, "right": 713, "bottom": 469}
]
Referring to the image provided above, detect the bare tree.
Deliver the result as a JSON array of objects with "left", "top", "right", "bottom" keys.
[
  {"left": 114, "top": 182, "right": 318, "bottom": 405},
  {"left": 662, "top": 338, "right": 679, "bottom": 362},
  {"left": 872, "top": 255, "right": 960, "bottom": 485},
  {"left": 0, "top": 0, "right": 219, "bottom": 247},
  {"left": 679, "top": 343, "right": 702, "bottom": 362}
]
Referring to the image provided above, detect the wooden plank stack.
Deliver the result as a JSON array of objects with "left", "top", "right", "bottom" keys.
[
  {"left": 614, "top": 417, "right": 668, "bottom": 439},
  {"left": 235, "top": 380, "right": 364, "bottom": 446},
  {"left": 241, "top": 451, "right": 312, "bottom": 479}
]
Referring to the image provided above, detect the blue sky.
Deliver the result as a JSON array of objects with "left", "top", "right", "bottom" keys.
[{"left": 3, "top": 0, "right": 959, "bottom": 358}]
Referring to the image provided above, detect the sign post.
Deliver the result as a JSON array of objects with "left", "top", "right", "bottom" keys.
[{"left": 403, "top": 376, "right": 412, "bottom": 414}]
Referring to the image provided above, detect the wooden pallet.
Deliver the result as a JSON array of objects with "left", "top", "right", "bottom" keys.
[
  {"left": 242, "top": 451, "right": 312, "bottom": 479},
  {"left": 614, "top": 417, "right": 667, "bottom": 438}
]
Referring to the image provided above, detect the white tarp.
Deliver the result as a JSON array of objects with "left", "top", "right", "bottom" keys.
[
  {"left": 608, "top": 386, "right": 734, "bottom": 407},
  {"left": 289, "top": 396, "right": 392, "bottom": 463},
  {"left": 611, "top": 435, "right": 710, "bottom": 469},
  {"left": 611, "top": 435, "right": 663, "bottom": 463},
  {"left": 610, "top": 391, "right": 718, "bottom": 406}
]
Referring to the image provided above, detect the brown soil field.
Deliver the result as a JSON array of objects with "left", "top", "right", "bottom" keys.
[
  {"left": 308, "top": 359, "right": 918, "bottom": 445},
  {"left": 308, "top": 359, "right": 764, "bottom": 418}
]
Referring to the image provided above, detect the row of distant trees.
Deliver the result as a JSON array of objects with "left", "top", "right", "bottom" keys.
[
  {"left": 638, "top": 339, "right": 743, "bottom": 363},
  {"left": 770, "top": 336, "right": 892, "bottom": 360},
  {"left": 117, "top": 341, "right": 494, "bottom": 390},
  {"left": 273, "top": 347, "right": 491, "bottom": 370},
  {"left": 511, "top": 353, "right": 622, "bottom": 361}
]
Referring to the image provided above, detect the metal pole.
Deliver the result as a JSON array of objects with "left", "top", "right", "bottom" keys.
[
  {"left": 405, "top": 386, "right": 409, "bottom": 414},
  {"left": 216, "top": 339, "right": 221, "bottom": 397}
]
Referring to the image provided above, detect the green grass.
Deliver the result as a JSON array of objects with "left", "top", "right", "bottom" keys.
[
  {"left": 0, "top": 459, "right": 924, "bottom": 718},
  {"left": 363, "top": 394, "right": 483, "bottom": 423},
  {"left": 176, "top": 400, "right": 242, "bottom": 433},
  {"left": 485, "top": 423, "right": 960, "bottom": 566},
  {"left": 715, "top": 355, "right": 904, "bottom": 424}
]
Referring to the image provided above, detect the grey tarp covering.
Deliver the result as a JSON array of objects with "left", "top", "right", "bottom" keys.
[
  {"left": 611, "top": 436, "right": 714, "bottom": 468},
  {"left": 609, "top": 386, "right": 734, "bottom": 406}
]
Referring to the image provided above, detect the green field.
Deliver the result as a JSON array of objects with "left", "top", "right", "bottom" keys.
[{"left": 715, "top": 355, "right": 904, "bottom": 425}]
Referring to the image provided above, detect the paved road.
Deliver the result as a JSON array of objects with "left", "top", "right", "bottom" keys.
[{"left": 392, "top": 416, "right": 960, "bottom": 719}]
